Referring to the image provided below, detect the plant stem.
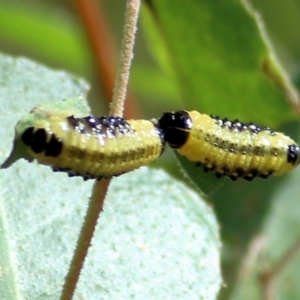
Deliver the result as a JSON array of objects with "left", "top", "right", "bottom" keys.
[
  {"left": 260, "top": 234, "right": 300, "bottom": 300},
  {"left": 60, "top": 180, "right": 110, "bottom": 300},
  {"left": 110, "top": 0, "right": 141, "bottom": 117},
  {"left": 75, "top": 0, "right": 141, "bottom": 118},
  {"left": 60, "top": 1, "right": 141, "bottom": 298}
]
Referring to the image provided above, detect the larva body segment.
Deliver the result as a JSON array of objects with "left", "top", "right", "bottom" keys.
[
  {"left": 158, "top": 110, "right": 300, "bottom": 181},
  {"left": 21, "top": 115, "right": 165, "bottom": 180}
]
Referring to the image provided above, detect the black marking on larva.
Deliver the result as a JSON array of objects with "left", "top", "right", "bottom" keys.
[
  {"left": 203, "top": 166, "right": 209, "bottom": 172},
  {"left": 67, "top": 115, "right": 84, "bottom": 133},
  {"left": 52, "top": 167, "right": 71, "bottom": 173},
  {"left": 236, "top": 168, "right": 245, "bottom": 177},
  {"left": 22, "top": 127, "right": 34, "bottom": 146},
  {"left": 153, "top": 124, "right": 165, "bottom": 155},
  {"left": 254, "top": 146, "right": 263, "bottom": 156},
  {"left": 194, "top": 154, "right": 275, "bottom": 181},
  {"left": 67, "top": 172, "right": 89, "bottom": 180},
  {"left": 45, "top": 135, "right": 63, "bottom": 157},
  {"left": 231, "top": 120, "right": 244, "bottom": 132},
  {"left": 87, "top": 116, "right": 106, "bottom": 134},
  {"left": 195, "top": 162, "right": 202, "bottom": 167},
  {"left": 241, "top": 169, "right": 258, "bottom": 181},
  {"left": 259, "top": 171, "right": 273, "bottom": 179},
  {"left": 83, "top": 174, "right": 92, "bottom": 181},
  {"left": 83, "top": 116, "right": 101, "bottom": 129},
  {"left": 229, "top": 175, "right": 238, "bottom": 181},
  {"left": 287, "top": 144, "right": 300, "bottom": 165},
  {"left": 97, "top": 116, "right": 132, "bottom": 136},
  {"left": 243, "top": 175, "right": 254, "bottom": 181},
  {"left": 250, "top": 169, "right": 259, "bottom": 177},
  {"left": 215, "top": 172, "right": 222, "bottom": 178},
  {"left": 31, "top": 128, "right": 48, "bottom": 153},
  {"left": 223, "top": 167, "right": 230, "bottom": 176},
  {"left": 67, "top": 173, "right": 77, "bottom": 178},
  {"left": 100, "top": 116, "right": 131, "bottom": 135},
  {"left": 22, "top": 126, "right": 63, "bottom": 157},
  {"left": 203, "top": 164, "right": 216, "bottom": 172},
  {"left": 158, "top": 111, "right": 192, "bottom": 149},
  {"left": 67, "top": 115, "right": 133, "bottom": 136},
  {"left": 210, "top": 114, "right": 276, "bottom": 135},
  {"left": 53, "top": 168, "right": 103, "bottom": 181}
]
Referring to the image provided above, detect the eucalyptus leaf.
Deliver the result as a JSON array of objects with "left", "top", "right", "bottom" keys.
[
  {"left": 174, "top": 152, "right": 225, "bottom": 197},
  {"left": 0, "top": 53, "right": 221, "bottom": 299},
  {"left": 143, "top": 0, "right": 298, "bottom": 126}
]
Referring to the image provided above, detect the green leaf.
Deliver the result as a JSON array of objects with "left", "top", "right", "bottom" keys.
[
  {"left": 174, "top": 152, "right": 225, "bottom": 197},
  {"left": 140, "top": 2, "right": 300, "bottom": 299},
  {"left": 0, "top": 53, "right": 221, "bottom": 299},
  {"left": 0, "top": 1, "right": 91, "bottom": 75},
  {"left": 142, "top": 0, "right": 298, "bottom": 126},
  {"left": 227, "top": 136, "right": 300, "bottom": 299}
]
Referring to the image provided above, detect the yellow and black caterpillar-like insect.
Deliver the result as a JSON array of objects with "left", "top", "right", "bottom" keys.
[
  {"left": 21, "top": 114, "right": 165, "bottom": 180},
  {"left": 3, "top": 107, "right": 300, "bottom": 182},
  {"left": 158, "top": 110, "right": 300, "bottom": 181}
]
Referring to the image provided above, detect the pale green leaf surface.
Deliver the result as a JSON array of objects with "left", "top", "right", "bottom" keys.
[{"left": 0, "top": 54, "right": 221, "bottom": 299}]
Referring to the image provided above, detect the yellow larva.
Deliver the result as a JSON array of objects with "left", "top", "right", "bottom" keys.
[
  {"left": 21, "top": 115, "right": 165, "bottom": 180},
  {"left": 158, "top": 110, "right": 300, "bottom": 181}
]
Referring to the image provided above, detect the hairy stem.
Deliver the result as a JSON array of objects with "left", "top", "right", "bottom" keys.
[
  {"left": 110, "top": 0, "right": 141, "bottom": 116},
  {"left": 60, "top": 1, "right": 141, "bottom": 298},
  {"left": 60, "top": 180, "right": 110, "bottom": 300}
]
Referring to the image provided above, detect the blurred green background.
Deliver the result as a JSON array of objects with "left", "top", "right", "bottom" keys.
[
  {"left": 1, "top": 0, "right": 300, "bottom": 299},
  {"left": 1, "top": 0, "right": 298, "bottom": 117}
]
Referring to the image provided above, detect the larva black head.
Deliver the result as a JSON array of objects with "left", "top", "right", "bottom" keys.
[{"left": 158, "top": 111, "right": 192, "bottom": 149}]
